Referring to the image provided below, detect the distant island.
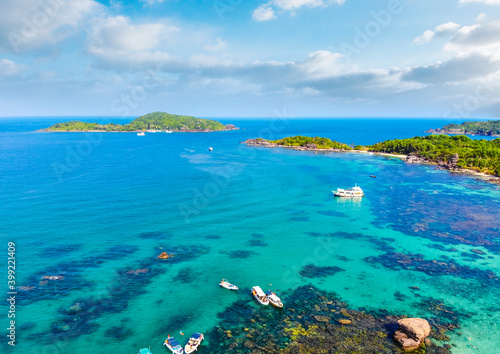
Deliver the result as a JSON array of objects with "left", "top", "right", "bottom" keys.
[
  {"left": 426, "top": 120, "right": 500, "bottom": 136},
  {"left": 42, "top": 112, "right": 238, "bottom": 132},
  {"left": 244, "top": 136, "right": 352, "bottom": 151},
  {"left": 244, "top": 135, "right": 500, "bottom": 178}
]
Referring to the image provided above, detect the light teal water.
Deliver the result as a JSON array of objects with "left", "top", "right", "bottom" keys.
[{"left": 1, "top": 118, "right": 499, "bottom": 354}]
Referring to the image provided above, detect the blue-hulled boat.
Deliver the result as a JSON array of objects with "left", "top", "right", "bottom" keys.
[
  {"left": 185, "top": 333, "right": 204, "bottom": 353},
  {"left": 164, "top": 337, "right": 184, "bottom": 354}
]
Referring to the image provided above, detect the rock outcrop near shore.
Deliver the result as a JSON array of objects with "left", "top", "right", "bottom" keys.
[
  {"left": 242, "top": 138, "right": 349, "bottom": 152},
  {"left": 394, "top": 318, "right": 431, "bottom": 351},
  {"left": 406, "top": 153, "right": 461, "bottom": 171}
]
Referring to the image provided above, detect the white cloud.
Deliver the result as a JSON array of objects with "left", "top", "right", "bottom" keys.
[
  {"left": 252, "top": 0, "right": 345, "bottom": 21},
  {"left": 0, "top": 59, "right": 25, "bottom": 76},
  {"left": 273, "top": 0, "right": 345, "bottom": 11},
  {"left": 0, "top": 0, "right": 102, "bottom": 53},
  {"left": 252, "top": 5, "right": 277, "bottom": 21},
  {"left": 204, "top": 38, "right": 227, "bottom": 52},
  {"left": 139, "top": 0, "right": 166, "bottom": 5},
  {"left": 445, "top": 19, "right": 500, "bottom": 51},
  {"left": 459, "top": 0, "right": 500, "bottom": 4},
  {"left": 401, "top": 52, "right": 500, "bottom": 84},
  {"left": 86, "top": 15, "right": 181, "bottom": 69},
  {"left": 414, "top": 22, "right": 460, "bottom": 44}
]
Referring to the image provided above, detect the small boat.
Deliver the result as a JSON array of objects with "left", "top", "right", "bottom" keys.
[
  {"left": 370, "top": 175, "right": 376, "bottom": 178},
  {"left": 266, "top": 290, "right": 283, "bottom": 308},
  {"left": 138, "top": 348, "right": 153, "bottom": 354},
  {"left": 219, "top": 279, "right": 238, "bottom": 291},
  {"left": 164, "top": 337, "right": 184, "bottom": 354},
  {"left": 208, "top": 147, "right": 213, "bottom": 151},
  {"left": 333, "top": 184, "right": 364, "bottom": 198},
  {"left": 184, "top": 333, "right": 204, "bottom": 353},
  {"left": 252, "top": 286, "right": 269, "bottom": 305},
  {"left": 165, "top": 130, "right": 173, "bottom": 133},
  {"left": 137, "top": 132, "right": 145, "bottom": 136}
]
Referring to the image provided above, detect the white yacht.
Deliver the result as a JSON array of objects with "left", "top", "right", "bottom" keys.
[
  {"left": 333, "top": 184, "right": 364, "bottom": 197},
  {"left": 137, "top": 132, "right": 145, "bottom": 136},
  {"left": 165, "top": 130, "right": 173, "bottom": 133}
]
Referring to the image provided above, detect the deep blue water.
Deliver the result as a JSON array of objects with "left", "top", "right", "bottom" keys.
[{"left": 1, "top": 117, "right": 499, "bottom": 354}]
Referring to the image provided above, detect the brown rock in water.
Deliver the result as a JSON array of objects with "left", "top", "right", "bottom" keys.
[
  {"left": 305, "top": 143, "right": 318, "bottom": 150},
  {"left": 393, "top": 318, "right": 431, "bottom": 351},
  {"left": 338, "top": 319, "right": 352, "bottom": 325}
]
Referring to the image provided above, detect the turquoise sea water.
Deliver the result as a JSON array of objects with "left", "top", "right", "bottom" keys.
[{"left": 1, "top": 118, "right": 499, "bottom": 354}]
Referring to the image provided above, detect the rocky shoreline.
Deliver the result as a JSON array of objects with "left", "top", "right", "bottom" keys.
[
  {"left": 425, "top": 128, "right": 500, "bottom": 137},
  {"left": 242, "top": 138, "right": 349, "bottom": 152},
  {"left": 243, "top": 139, "right": 500, "bottom": 185}
]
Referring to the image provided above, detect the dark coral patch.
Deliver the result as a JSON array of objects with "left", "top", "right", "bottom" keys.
[
  {"left": 18, "top": 245, "right": 139, "bottom": 305},
  {"left": 40, "top": 244, "right": 83, "bottom": 258},
  {"left": 139, "top": 231, "right": 171, "bottom": 240},
  {"left": 247, "top": 239, "right": 268, "bottom": 247},
  {"left": 299, "top": 264, "right": 345, "bottom": 278},
  {"left": 156, "top": 245, "right": 210, "bottom": 264},
  {"left": 174, "top": 267, "right": 202, "bottom": 284},
  {"left": 219, "top": 250, "right": 258, "bottom": 259},
  {"left": 205, "top": 234, "right": 221, "bottom": 239},
  {"left": 365, "top": 252, "right": 500, "bottom": 288},
  {"left": 105, "top": 325, "right": 133, "bottom": 341}
]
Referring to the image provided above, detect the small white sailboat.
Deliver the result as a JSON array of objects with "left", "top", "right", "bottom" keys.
[
  {"left": 333, "top": 184, "right": 364, "bottom": 197},
  {"left": 184, "top": 333, "right": 204, "bottom": 353},
  {"left": 252, "top": 286, "right": 269, "bottom": 305},
  {"left": 164, "top": 337, "right": 184, "bottom": 354},
  {"left": 266, "top": 290, "right": 284, "bottom": 308},
  {"left": 219, "top": 279, "right": 238, "bottom": 291},
  {"left": 137, "top": 132, "right": 145, "bottom": 136}
]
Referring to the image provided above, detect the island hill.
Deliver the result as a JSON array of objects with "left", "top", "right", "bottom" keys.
[
  {"left": 43, "top": 112, "right": 238, "bottom": 133},
  {"left": 243, "top": 135, "right": 500, "bottom": 178},
  {"left": 426, "top": 120, "right": 500, "bottom": 137}
]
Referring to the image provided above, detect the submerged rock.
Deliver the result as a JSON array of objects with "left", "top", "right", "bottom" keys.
[{"left": 394, "top": 318, "right": 431, "bottom": 351}]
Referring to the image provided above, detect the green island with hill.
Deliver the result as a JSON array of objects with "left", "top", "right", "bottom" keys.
[
  {"left": 244, "top": 135, "right": 500, "bottom": 177},
  {"left": 426, "top": 120, "right": 500, "bottom": 136},
  {"left": 42, "top": 112, "right": 238, "bottom": 132}
]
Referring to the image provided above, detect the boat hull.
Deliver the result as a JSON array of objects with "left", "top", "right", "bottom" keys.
[{"left": 253, "top": 294, "right": 269, "bottom": 305}]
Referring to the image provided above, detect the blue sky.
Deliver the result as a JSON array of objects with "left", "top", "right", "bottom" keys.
[{"left": 1, "top": 0, "right": 500, "bottom": 118}]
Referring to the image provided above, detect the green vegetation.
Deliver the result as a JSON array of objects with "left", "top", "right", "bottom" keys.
[
  {"left": 367, "top": 135, "right": 500, "bottom": 176},
  {"left": 270, "top": 136, "right": 352, "bottom": 150},
  {"left": 429, "top": 120, "right": 500, "bottom": 136},
  {"left": 45, "top": 112, "right": 231, "bottom": 132}
]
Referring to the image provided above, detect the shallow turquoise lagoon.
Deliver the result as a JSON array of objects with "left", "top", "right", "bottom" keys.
[{"left": 0, "top": 118, "right": 499, "bottom": 353}]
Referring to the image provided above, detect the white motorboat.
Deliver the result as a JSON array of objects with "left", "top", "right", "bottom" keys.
[
  {"left": 333, "top": 184, "right": 364, "bottom": 197},
  {"left": 184, "top": 333, "right": 203, "bottom": 353},
  {"left": 252, "top": 286, "right": 269, "bottom": 305},
  {"left": 164, "top": 337, "right": 184, "bottom": 354},
  {"left": 266, "top": 290, "right": 284, "bottom": 308},
  {"left": 219, "top": 279, "right": 239, "bottom": 291},
  {"left": 208, "top": 147, "right": 213, "bottom": 151},
  {"left": 137, "top": 132, "right": 145, "bottom": 136},
  {"left": 165, "top": 130, "right": 173, "bottom": 133}
]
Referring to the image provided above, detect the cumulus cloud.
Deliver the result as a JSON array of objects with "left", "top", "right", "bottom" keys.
[
  {"left": 0, "top": 0, "right": 102, "bottom": 53},
  {"left": 252, "top": 0, "right": 345, "bottom": 21},
  {"left": 445, "top": 18, "right": 500, "bottom": 51},
  {"left": 401, "top": 53, "right": 500, "bottom": 84},
  {"left": 0, "top": 58, "right": 25, "bottom": 76},
  {"left": 252, "top": 5, "right": 277, "bottom": 21},
  {"left": 414, "top": 22, "right": 460, "bottom": 44},
  {"left": 86, "top": 15, "right": 180, "bottom": 69}
]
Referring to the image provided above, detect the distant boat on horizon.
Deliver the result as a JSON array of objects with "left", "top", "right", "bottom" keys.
[{"left": 137, "top": 132, "right": 145, "bottom": 136}]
